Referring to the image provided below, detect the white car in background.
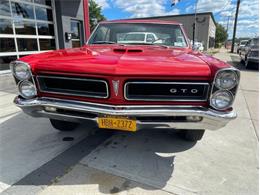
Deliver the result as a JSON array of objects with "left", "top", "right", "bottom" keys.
[
  {"left": 118, "top": 32, "right": 162, "bottom": 44},
  {"left": 194, "top": 42, "right": 204, "bottom": 51}
]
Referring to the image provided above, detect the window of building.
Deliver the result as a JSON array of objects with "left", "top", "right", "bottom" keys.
[
  {"left": 17, "top": 38, "right": 38, "bottom": 51},
  {"left": 39, "top": 38, "right": 55, "bottom": 50},
  {"left": 0, "top": 0, "right": 57, "bottom": 71},
  {"left": 35, "top": 6, "right": 53, "bottom": 21},
  {"left": 0, "top": 19, "right": 13, "bottom": 34},
  {"left": 71, "top": 20, "right": 82, "bottom": 48},
  {"left": 11, "top": 2, "right": 34, "bottom": 19},
  {"left": 15, "top": 21, "right": 36, "bottom": 35},
  {"left": 0, "top": 0, "right": 11, "bottom": 17},
  {"left": 0, "top": 38, "right": 16, "bottom": 52},
  {"left": 37, "top": 22, "right": 54, "bottom": 35}
]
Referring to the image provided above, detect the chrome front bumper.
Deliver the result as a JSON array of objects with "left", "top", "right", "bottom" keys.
[{"left": 14, "top": 97, "right": 237, "bottom": 131}]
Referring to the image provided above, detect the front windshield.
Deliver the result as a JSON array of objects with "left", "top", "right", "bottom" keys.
[{"left": 88, "top": 23, "right": 188, "bottom": 47}]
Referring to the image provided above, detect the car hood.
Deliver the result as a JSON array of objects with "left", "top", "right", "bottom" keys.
[{"left": 21, "top": 45, "right": 217, "bottom": 78}]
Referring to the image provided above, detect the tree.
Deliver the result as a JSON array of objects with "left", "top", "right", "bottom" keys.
[
  {"left": 215, "top": 23, "right": 228, "bottom": 48},
  {"left": 89, "top": 0, "right": 106, "bottom": 32}
]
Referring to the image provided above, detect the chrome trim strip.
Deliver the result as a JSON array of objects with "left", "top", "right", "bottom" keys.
[
  {"left": 124, "top": 81, "right": 210, "bottom": 101},
  {"left": 36, "top": 75, "right": 109, "bottom": 99},
  {"left": 14, "top": 97, "right": 236, "bottom": 130}
]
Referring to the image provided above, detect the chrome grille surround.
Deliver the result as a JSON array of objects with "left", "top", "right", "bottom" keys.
[
  {"left": 36, "top": 75, "right": 109, "bottom": 99},
  {"left": 124, "top": 81, "right": 210, "bottom": 101}
]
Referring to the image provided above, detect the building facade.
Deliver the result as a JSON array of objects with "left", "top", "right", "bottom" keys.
[
  {"left": 132, "top": 12, "right": 216, "bottom": 51},
  {"left": 0, "top": 0, "right": 90, "bottom": 71}
]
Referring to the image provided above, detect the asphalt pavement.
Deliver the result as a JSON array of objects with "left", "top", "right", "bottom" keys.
[{"left": 0, "top": 49, "right": 258, "bottom": 195}]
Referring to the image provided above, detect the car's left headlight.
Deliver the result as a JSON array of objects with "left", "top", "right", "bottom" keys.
[{"left": 10, "top": 61, "right": 31, "bottom": 80}]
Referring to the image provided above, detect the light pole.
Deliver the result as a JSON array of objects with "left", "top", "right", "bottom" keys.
[
  {"left": 231, "top": 0, "right": 240, "bottom": 53},
  {"left": 192, "top": 0, "right": 198, "bottom": 48}
]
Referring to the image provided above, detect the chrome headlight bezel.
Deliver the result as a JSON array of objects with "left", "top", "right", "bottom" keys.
[
  {"left": 18, "top": 80, "right": 37, "bottom": 99},
  {"left": 210, "top": 90, "right": 234, "bottom": 110},
  {"left": 10, "top": 60, "right": 37, "bottom": 99},
  {"left": 210, "top": 67, "right": 240, "bottom": 110},
  {"left": 215, "top": 69, "right": 239, "bottom": 90},
  {"left": 10, "top": 61, "right": 32, "bottom": 81}
]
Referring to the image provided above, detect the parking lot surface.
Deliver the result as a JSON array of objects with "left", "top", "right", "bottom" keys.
[{"left": 0, "top": 49, "right": 258, "bottom": 195}]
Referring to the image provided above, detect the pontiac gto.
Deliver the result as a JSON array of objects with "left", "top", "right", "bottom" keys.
[{"left": 10, "top": 20, "right": 240, "bottom": 141}]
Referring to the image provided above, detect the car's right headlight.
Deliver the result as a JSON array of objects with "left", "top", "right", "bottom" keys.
[
  {"left": 210, "top": 68, "right": 240, "bottom": 110},
  {"left": 215, "top": 69, "right": 238, "bottom": 90},
  {"left": 11, "top": 61, "right": 31, "bottom": 80},
  {"left": 210, "top": 90, "right": 234, "bottom": 110}
]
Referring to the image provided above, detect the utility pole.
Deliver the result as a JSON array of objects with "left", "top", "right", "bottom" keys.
[
  {"left": 231, "top": 0, "right": 240, "bottom": 53},
  {"left": 192, "top": 0, "right": 198, "bottom": 48}
]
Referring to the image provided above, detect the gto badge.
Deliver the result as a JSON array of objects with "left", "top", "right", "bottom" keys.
[
  {"left": 170, "top": 88, "right": 199, "bottom": 94},
  {"left": 112, "top": 80, "right": 120, "bottom": 96}
]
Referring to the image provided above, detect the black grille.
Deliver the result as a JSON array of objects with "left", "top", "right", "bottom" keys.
[
  {"left": 125, "top": 81, "right": 209, "bottom": 101},
  {"left": 37, "top": 75, "right": 108, "bottom": 98}
]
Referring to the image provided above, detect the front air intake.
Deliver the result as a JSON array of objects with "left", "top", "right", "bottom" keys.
[{"left": 37, "top": 75, "right": 109, "bottom": 99}]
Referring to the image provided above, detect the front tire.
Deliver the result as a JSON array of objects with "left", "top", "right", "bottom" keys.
[
  {"left": 50, "top": 119, "right": 79, "bottom": 131},
  {"left": 179, "top": 129, "right": 205, "bottom": 141}
]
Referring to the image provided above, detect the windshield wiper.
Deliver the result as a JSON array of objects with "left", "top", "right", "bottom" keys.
[{"left": 92, "top": 41, "right": 117, "bottom": 44}]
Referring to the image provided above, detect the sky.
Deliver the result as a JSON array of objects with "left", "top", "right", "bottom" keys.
[{"left": 93, "top": 0, "right": 259, "bottom": 39}]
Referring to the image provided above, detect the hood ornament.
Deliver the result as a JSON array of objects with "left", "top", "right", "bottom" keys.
[{"left": 112, "top": 80, "right": 119, "bottom": 96}]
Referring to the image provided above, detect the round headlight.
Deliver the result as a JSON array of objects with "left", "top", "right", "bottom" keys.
[
  {"left": 12, "top": 62, "right": 31, "bottom": 80},
  {"left": 215, "top": 70, "right": 238, "bottom": 90},
  {"left": 19, "top": 81, "right": 36, "bottom": 99},
  {"left": 210, "top": 90, "right": 233, "bottom": 110}
]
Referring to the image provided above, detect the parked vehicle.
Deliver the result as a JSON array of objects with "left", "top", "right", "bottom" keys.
[
  {"left": 236, "top": 40, "right": 248, "bottom": 54},
  {"left": 191, "top": 41, "right": 204, "bottom": 51},
  {"left": 240, "top": 38, "right": 259, "bottom": 69},
  {"left": 118, "top": 32, "right": 162, "bottom": 44},
  {"left": 10, "top": 20, "right": 240, "bottom": 141}
]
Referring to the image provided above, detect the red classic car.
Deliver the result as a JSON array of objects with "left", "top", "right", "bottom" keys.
[{"left": 10, "top": 20, "right": 240, "bottom": 141}]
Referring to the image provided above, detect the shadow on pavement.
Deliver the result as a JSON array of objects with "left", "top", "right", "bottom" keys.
[
  {"left": 76, "top": 129, "right": 197, "bottom": 194},
  {"left": 1, "top": 112, "right": 197, "bottom": 194}
]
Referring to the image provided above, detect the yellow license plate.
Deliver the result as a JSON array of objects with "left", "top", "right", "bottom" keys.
[{"left": 98, "top": 116, "right": 137, "bottom": 132}]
